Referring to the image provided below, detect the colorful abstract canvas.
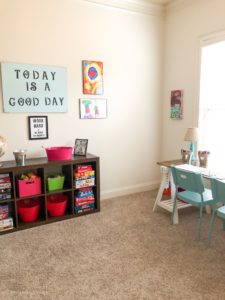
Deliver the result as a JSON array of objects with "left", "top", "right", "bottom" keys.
[
  {"left": 79, "top": 99, "right": 107, "bottom": 119},
  {"left": 170, "top": 90, "right": 183, "bottom": 119},
  {"left": 82, "top": 61, "right": 103, "bottom": 95}
]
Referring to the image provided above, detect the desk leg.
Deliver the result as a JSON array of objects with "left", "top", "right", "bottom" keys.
[
  {"left": 170, "top": 172, "right": 178, "bottom": 225},
  {"left": 153, "top": 166, "right": 179, "bottom": 224},
  {"left": 152, "top": 169, "right": 168, "bottom": 212},
  {"left": 205, "top": 205, "right": 211, "bottom": 214}
]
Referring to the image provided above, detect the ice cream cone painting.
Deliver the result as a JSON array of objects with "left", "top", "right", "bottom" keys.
[{"left": 82, "top": 61, "right": 103, "bottom": 95}]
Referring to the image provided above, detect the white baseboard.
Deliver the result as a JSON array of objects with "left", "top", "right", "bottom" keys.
[{"left": 101, "top": 180, "right": 160, "bottom": 200}]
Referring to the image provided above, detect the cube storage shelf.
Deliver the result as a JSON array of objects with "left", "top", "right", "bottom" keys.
[{"left": 0, "top": 154, "right": 100, "bottom": 235}]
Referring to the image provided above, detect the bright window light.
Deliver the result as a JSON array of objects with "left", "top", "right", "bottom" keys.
[{"left": 199, "top": 39, "right": 225, "bottom": 176}]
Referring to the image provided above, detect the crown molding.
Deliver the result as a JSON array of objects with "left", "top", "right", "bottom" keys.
[
  {"left": 83, "top": 0, "right": 165, "bottom": 17},
  {"left": 166, "top": 0, "right": 196, "bottom": 14}
]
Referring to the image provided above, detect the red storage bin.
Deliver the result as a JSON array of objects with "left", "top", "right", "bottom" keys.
[
  {"left": 47, "top": 194, "right": 68, "bottom": 217},
  {"left": 17, "top": 177, "right": 41, "bottom": 198},
  {"left": 17, "top": 198, "right": 41, "bottom": 222}
]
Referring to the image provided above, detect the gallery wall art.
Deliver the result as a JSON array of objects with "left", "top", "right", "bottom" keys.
[
  {"left": 28, "top": 116, "right": 48, "bottom": 140},
  {"left": 1, "top": 62, "right": 67, "bottom": 113},
  {"left": 170, "top": 89, "right": 183, "bottom": 120},
  {"left": 79, "top": 98, "right": 107, "bottom": 119},
  {"left": 82, "top": 61, "right": 103, "bottom": 95}
]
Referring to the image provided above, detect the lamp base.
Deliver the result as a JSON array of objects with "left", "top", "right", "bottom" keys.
[{"left": 189, "top": 142, "right": 195, "bottom": 164}]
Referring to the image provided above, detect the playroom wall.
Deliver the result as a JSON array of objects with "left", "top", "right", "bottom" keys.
[
  {"left": 162, "top": 0, "right": 225, "bottom": 160},
  {"left": 0, "top": 0, "right": 164, "bottom": 199}
]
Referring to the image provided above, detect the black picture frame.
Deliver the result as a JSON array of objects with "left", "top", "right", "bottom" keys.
[
  {"left": 28, "top": 116, "right": 48, "bottom": 140},
  {"left": 74, "top": 139, "right": 88, "bottom": 156}
]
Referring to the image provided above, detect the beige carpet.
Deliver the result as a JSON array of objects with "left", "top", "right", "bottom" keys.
[{"left": 0, "top": 190, "right": 225, "bottom": 300}]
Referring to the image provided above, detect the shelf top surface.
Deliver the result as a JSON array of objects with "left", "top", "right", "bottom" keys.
[{"left": 0, "top": 153, "right": 99, "bottom": 172}]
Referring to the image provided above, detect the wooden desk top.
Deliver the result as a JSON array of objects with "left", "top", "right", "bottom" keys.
[{"left": 157, "top": 159, "right": 183, "bottom": 167}]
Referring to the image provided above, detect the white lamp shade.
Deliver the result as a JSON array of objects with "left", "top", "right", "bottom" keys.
[{"left": 184, "top": 127, "right": 199, "bottom": 142}]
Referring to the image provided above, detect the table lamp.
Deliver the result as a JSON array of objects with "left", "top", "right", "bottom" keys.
[{"left": 184, "top": 127, "right": 199, "bottom": 163}]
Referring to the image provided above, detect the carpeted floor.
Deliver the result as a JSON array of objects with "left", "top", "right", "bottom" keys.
[{"left": 0, "top": 190, "right": 225, "bottom": 300}]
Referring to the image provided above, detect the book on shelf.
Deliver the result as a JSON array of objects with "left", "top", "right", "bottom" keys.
[
  {"left": 75, "top": 170, "right": 95, "bottom": 179},
  {"left": 75, "top": 202, "right": 95, "bottom": 210},
  {"left": 75, "top": 200, "right": 95, "bottom": 207},
  {"left": 74, "top": 178, "right": 95, "bottom": 189},
  {"left": 0, "top": 190, "right": 12, "bottom": 200},
  {"left": 0, "top": 204, "right": 9, "bottom": 220},
  {"left": 75, "top": 165, "right": 93, "bottom": 172},
  {"left": 75, "top": 207, "right": 94, "bottom": 214},
  {"left": 0, "top": 217, "right": 13, "bottom": 231}
]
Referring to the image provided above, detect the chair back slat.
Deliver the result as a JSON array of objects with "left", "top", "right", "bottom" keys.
[
  {"left": 210, "top": 178, "right": 225, "bottom": 204},
  {"left": 171, "top": 167, "right": 205, "bottom": 194}
]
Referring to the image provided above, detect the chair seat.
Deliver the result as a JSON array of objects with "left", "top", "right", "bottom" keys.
[
  {"left": 177, "top": 188, "right": 213, "bottom": 206},
  {"left": 217, "top": 205, "right": 225, "bottom": 219}
]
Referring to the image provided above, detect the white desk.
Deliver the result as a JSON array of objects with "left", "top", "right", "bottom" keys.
[{"left": 153, "top": 159, "right": 211, "bottom": 224}]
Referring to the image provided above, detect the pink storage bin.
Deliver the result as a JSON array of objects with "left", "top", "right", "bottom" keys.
[
  {"left": 45, "top": 147, "right": 73, "bottom": 161},
  {"left": 17, "top": 177, "right": 42, "bottom": 198}
]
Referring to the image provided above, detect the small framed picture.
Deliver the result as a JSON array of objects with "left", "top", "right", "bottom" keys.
[
  {"left": 74, "top": 139, "right": 88, "bottom": 156},
  {"left": 79, "top": 98, "right": 107, "bottom": 119},
  {"left": 28, "top": 116, "right": 48, "bottom": 140}
]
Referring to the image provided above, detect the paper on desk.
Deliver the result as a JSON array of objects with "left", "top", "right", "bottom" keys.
[
  {"left": 175, "top": 164, "right": 210, "bottom": 176},
  {"left": 175, "top": 164, "right": 225, "bottom": 180}
]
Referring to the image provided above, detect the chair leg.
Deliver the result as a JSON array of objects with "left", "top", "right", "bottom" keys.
[
  {"left": 196, "top": 205, "right": 203, "bottom": 241},
  {"left": 207, "top": 209, "right": 217, "bottom": 246},
  {"left": 171, "top": 193, "right": 177, "bottom": 225},
  {"left": 223, "top": 220, "right": 225, "bottom": 231}
]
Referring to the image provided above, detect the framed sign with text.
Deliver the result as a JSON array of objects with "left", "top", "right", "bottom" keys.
[
  {"left": 1, "top": 62, "right": 67, "bottom": 113},
  {"left": 28, "top": 116, "right": 48, "bottom": 140}
]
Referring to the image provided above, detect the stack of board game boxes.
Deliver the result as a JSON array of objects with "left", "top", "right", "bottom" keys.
[
  {"left": 74, "top": 165, "right": 95, "bottom": 214},
  {"left": 0, "top": 174, "right": 13, "bottom": 231}
]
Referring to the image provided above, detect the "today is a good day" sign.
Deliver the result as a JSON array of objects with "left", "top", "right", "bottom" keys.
[{"left": 1, "top": 62, "right": 67, "bottom": 113}]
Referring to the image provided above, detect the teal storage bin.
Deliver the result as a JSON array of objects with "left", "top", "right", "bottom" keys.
[{"left": 47, "top": 175, "right": 65, "bottom": 192}]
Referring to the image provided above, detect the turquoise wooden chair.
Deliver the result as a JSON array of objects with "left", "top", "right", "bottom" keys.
[
  {"left": 208, "top": 178, "right": 225, "bottom": 246},
  {"left": 171, "top": 166, "right": 214, "bottom": 240}
]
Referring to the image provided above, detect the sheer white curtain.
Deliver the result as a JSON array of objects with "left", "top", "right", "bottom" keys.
[{"left": 199, "top": 39, "right": 225, "bottom": 175}]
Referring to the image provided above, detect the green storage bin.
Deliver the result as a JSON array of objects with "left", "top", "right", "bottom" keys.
[{"left": 47, "top": 175, "right": 65, "bottom": 192}]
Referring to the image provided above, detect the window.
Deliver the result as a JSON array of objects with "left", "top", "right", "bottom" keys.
[{"left": 199, "top": 38, "right": 225, "bottom": 175}]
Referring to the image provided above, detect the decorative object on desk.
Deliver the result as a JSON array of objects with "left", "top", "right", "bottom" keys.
[
  {"left": 184, "top": 127, "right": 199, "bottom": 163},
  {"left": 82, "top": 61, "right": 103, "bottom": 95},
  {"left": 79, "top": 98, "right": 107, "bottom": 119},
  {"left": 28, "top": 116, "right": 48, "bottom": 140},
  {"left": 74, "top": 139, "right": 88, "bottom": 156},
  {"left": 0, "top": 136, "right": 7, "bottom": 167},
  {"left": 13, "top": 149, "right": 26, "bottom": 166},
  {"left": 198, "top": 151, "right": 210, "bottom": 168},
  {"left": 181, "top": 149, "right": 192, "bottom": 163},
  {"left": 170, "top": 90, "right": 183, "bottom": 119}
]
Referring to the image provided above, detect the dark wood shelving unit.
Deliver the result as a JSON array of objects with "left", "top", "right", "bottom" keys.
[{"left": 0, "top": 153, "right": 100, "bottom": 235}]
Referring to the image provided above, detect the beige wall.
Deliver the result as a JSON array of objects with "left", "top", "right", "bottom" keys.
[
  {"left": 0, "top": 0, "right": 164, "bottom": 199},
  {"left": 162, "top": 0, "right": 225, "bottom": 160}
]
